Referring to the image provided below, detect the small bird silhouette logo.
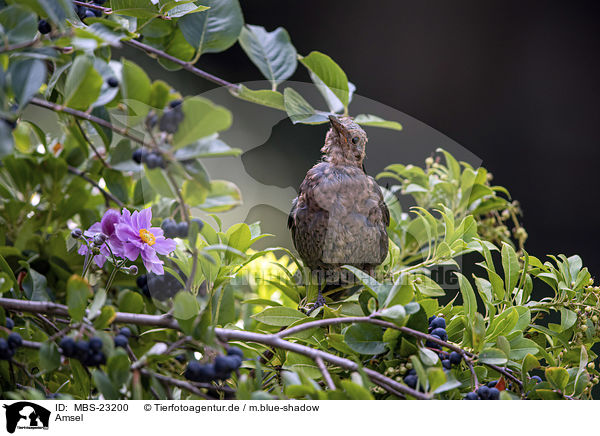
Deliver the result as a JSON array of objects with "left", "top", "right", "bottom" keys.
[{"left": 288, "top": 115, "right": 389, "bottom": 310}]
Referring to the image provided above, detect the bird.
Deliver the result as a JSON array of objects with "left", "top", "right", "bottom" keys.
[{"left": 288, "top": 115, "right": 390, "bottom": 310}]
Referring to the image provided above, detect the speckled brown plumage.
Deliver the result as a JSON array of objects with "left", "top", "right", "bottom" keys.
[{"left": 288, "top": 116, "right": 389, "bottom": 304}]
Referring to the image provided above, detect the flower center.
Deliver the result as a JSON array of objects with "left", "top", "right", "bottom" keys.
[{"left": 139, "top": 229, "right": 156, "bottom": 246}]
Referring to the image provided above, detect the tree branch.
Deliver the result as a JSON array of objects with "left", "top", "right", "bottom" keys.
[
  {"left": 68, "top": 165, "right": 124, "bottom": 208},
  {"left": 0, "top": 297, "right": 430, "bottom": 399},
  {"left": 124, "top": 39, "right": 239, "bottom": 91},
  {"left": 314, "top": 356, "right": 335, "bottom": 390},
  {"left": 73, "top": 0, "right": 112, "bottom": 14},
  {"left": 30, "top": 97, "right": 146, "bottom": 146}
]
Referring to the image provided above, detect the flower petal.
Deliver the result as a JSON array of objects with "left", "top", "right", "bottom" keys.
[
  {"left": 153, "top": 238, "right": 176, "bottom": 255},
  {"left": 115, "top": 223, "right": 138, "bottom": 242},
  {"left": 138, "top": 207, "right": 152, "bottom": 230},
  {"left": 122, "top": 242, "right": 141, "bottom": 261},
  {"left": 101, "top": 209, "right": 121, "bottom": 236},
  {"left": 83, "top": 222, "right": 102, "bottom": 237}
]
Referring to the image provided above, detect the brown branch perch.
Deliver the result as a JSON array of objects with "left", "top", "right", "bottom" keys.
[
  {"left": 0, "top": 297, "right": 429, "bottom": 399},
  {"left": 30, "top": 97, "right": 146, "bottom": 146}
]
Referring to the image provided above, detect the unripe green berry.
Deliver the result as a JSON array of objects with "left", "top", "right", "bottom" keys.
[
  {"left": 581, "top": 325, "right": 588, "bottom": 332},
  {"left": 588, "top": 362, "right": 595, "bottom": 370},
  {"left": 585, "top": 306, "right": 592, "bottom": 313}
]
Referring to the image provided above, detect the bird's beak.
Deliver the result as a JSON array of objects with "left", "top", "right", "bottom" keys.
[{"left": 328, "top": 115, "right": 346, "bottom": 136}]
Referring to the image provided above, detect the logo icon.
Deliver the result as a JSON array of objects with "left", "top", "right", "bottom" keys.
[{"left": 2, "top": 402, "right": 50, "bottom": 433}]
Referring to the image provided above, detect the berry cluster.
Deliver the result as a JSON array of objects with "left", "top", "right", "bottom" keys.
[
  {"left": 0, "top": 331, "right": 22, "bottom": 360},
  {"left": 402, "top": 316, "right": 464, "bottom": 389},
  {"left": 137, "top": 270, "right": 185, "bottom": 301},
  {"left": 59, "top": 337, "right": 106, "bottom": 367},
  {"left": 464, "top": 381, "right": 501, "bottom": 400},
  {"left": 161, "top": 218, "right": 203, "bottom": 239},
  {"left": 158, "top": 100, "right": 184, "bottom": 133},
  {"left": 75, "top": 1, "right": 106, "bottom": 21},
  {"left": 114, "top": 327, "right": 131, "bottom": 349},
  {"left": 184, "top": 347, "right": 244, "bottom": 383},
  {"left": 132, "top": 149, "right": 167, "bottom": 169}
]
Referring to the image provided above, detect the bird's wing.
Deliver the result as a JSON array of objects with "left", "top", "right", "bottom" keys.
[{"left": 289, "top": 173, "right": 330, "bottom": 270}]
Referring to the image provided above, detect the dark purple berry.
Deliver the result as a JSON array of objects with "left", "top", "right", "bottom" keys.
[
  {"left": 404, "top": 374, "right": 417, "bottom": 389},
  {"left": 168, "top": 99, "right": 182, "bottom": 108},
  {"left": 531, "top": 375, "right": 542, "bottom": 384},
  {"left": 107, "top": 77, "right": 119, "bottom": 88},
  {"left": 7, "top": 332, "right": 22, "bottom": 349},
  {"left": 430, "top": 328, "right": 447, "bottom": 341},
  {"left": 465, "top": 392, "right": 479, "bottom": 400},
  {"left": 5, "top": 318, "right": 14, "bottom": 330},
  {"left": 38, "top": 19, "right": 51, "bottom": 34},
  {"left": 114, "top": 334, "right": 128, "bottom": 348},
  {"left": 477, "top": 385, "right": 490, "bottom": 400},
  {"left": 442, "top": 359, "right": 451, "bottom": 370},
  {"left": 89, "top": 337, "right": 103, "bottom": 352},
  {"left": 119, "top": 327, "right": 131, "bottom": 338},
  {"left": 489, "top": 387, "right": 500, "bottom": 400},
  {"left": 176, "top": 221, "right": 189, "bottom": 238},
  {"left": 60, "top": 337, "right": 76, "bottom": 357},
  {"left": 227, "top": 347, "right": 244, "bottom": 359},
  {"left": 449, "top": 351, "right": 462, "bottom": 366},
  {"left": 429, "top": 317, "right": 446, "bottom": 330}
]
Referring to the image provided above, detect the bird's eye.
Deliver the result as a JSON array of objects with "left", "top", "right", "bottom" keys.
[{"left": 352, "top": 136, "right": 360, "bottom": 145}]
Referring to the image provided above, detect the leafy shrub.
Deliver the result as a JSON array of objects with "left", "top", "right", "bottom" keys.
[{"left": 0, "top": 0, "right": 596, "bottom": 400}]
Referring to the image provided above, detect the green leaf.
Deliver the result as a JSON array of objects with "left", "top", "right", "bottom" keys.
[
  {"left": 340, "top": 380, "right": 373, "bottom": 400},
  {"left": 455, "top": 272, "right": 476, "bottom": 323},
  {"left": 299, "top": 51, "right": 349, "bottom": 109},
  {"left": 508, "top": 335, "right": 539, "bottom": 360},
  {"left": 121, "top": 59, "right": 151, "bottom": 117},
  {"left": 501, "top": 242, "right": 520, "bottom": 295},
  {"left": 103, "top": 169, "right": 129, "bottom": 203},
  {"left": 93, "top": 305, "right": 116, "bottom": 329},
  {"left": 252, "top": 307, "right": 306, "bottom": 326},
  {"left": 560, "top": 307, "right": 577, "bottom": 330},
  {"left": 173, "top": 291, "right": 199, "bottom": 321},
  {"left": 64, "top": 56, "right": 103, "bottom": 110},
  {"left": 174, "top": 134, "right": 241, "bottom": 160},
  {"left": 344, "top": 323, "right": 386, "bottom": 355},
  {"left": 486, "top": 307, "right": 519, "bottom": 341},
  {"left": 545, "top": 367, "right": 569, "bottom": 392},
  {"left": 521, "top": 353, "right": 540, "bottom": 379},
  {"left": 179, "top": 0, "right": 243, "bottom": 55},
  {"left": 172, "top": 97, "right": 232, "bottom": 148},
  {"left": 238, "top": 24, "right": 297, "bottom": 88},
  {"left": 9, "top": 59, "right": 46, "bottom": 108},
  {"left": 354, "top": 114, "right": 403, "bottom": 131},
  {"left": 413, "top": 274, "right": 445, "bottom": 297},
  {"left": 67, "top": 275, "right": 92, "bottom": 322},
  {"left": 181, "top": 179, "right": 207, "bottom": 207},
  {"left": 39, "top": 342, "right": 60, "bottom": 372},
  {"left": 0, "top": 6, "right": 37, "bottom": 44},
  {"left": 118, "top": 290, "right": 144, "bottom": 314},
  {"left": 111, "top": 0, "right": 160, "bottom": 18},
  {"left": 283, "top": 87, "right": 328, "bottom": 124},
  {"left": 199, "top": 180, "right": 242, "bottom": 212},
  {"left": 418, "top": 347, "right": 439, "bottom": 366},
  {"left": 92, "top": 369, "right": 119, "bottom": 400},
  {"left": 478, "top": 348, "right": 508, "bottom": 365},
  {"left": 573, "top": 345, "right": 588, "bottom": 396},
  {"left": 107, "top": 350, "right": 131, "bottom": 387},
  {"left": 232, "top": 85, "right": 285, "bottom": 110},
  {"left": 379, "top": 305, "right": 406, "bottom": 325}
]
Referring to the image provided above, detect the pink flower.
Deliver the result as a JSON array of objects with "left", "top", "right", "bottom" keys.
[
  {"left": 114, "top": 208, "right": 176, "bottom": 275},
  {"left": 78, "top": 209, "right": 123, "bottom": 267}
]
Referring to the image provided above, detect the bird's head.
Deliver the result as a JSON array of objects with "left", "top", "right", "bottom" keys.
[{"left": 321, "top": 115, "right": 367, "bottom": 166}]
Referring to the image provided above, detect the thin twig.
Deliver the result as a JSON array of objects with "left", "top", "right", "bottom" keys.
[
  {"left": 140, "top": 369, "right": 211, "bottom": 399},
  {"left": 315, "top": 356, "right": 335, "bottom": 390},
  {"left": 30, "top": 97, "right": 146, "bottom": 146},
  {"left": 0, "top": 39, "right": 39, "bottom": 53},
  {"left": 73, "top": 0, "right": 112, "bottom": 14},
  {"left": 75, "top": 120, "right": 111, "bottom": 169},
  {"left": 0, "top": 297, "right": 429, "bottom": 399},
  {"left": 125, "top": 39, "right": 238, "bottom": 91},
  {"left": 68, "top": 165, "right": 124, "bottom": 208}
]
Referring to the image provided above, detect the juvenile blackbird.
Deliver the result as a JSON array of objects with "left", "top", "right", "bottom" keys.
[{"left": 288, "top": 115, "right": 389, "bottom": 308}]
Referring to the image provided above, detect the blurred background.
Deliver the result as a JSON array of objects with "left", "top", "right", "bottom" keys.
[{"left": 115, "top": 0, "right": 600, "bottom": 274}]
